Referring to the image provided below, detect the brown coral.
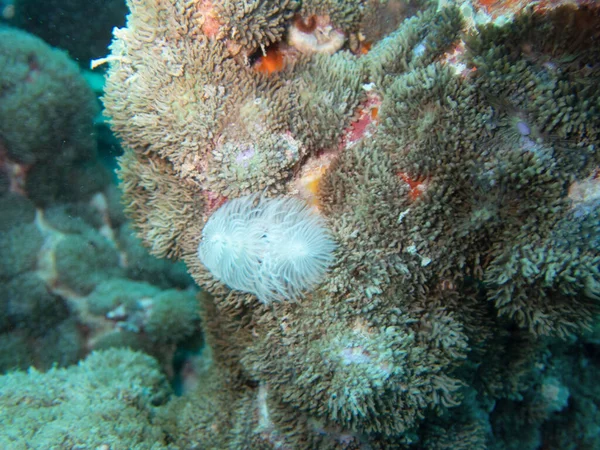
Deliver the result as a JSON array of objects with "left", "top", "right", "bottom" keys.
[{"left": 102, "top": 1, "right": 600, "bottom": 447}]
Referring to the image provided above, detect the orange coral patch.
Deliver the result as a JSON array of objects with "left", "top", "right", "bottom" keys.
[
  {"left": 359, "top": 41, "right": 372, "bottom": 55},
  {"left": 305, "top": 168, "right": 326, "bottom": 195},
  {"left": 293, "top": 149, "right": 339, "bottom": 209},
  {"left": 397, "top": 172, "right": 429, "bottom": 201},
  {"left": 255, "top": 45, "right": 285, "bottom": 74},
  {"left": 371, "top": 107, "right": 379, "bottom": 120},
  {"left": 300, "top": 166, "right": 328, "bottom": 207}
]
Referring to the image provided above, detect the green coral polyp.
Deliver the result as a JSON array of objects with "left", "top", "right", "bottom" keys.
[
  {"left": 208, "top": 132, "right": 302, "bottom": 195},
  {"left": 101, "top": 1, "right": 600, "bottom": 447}
]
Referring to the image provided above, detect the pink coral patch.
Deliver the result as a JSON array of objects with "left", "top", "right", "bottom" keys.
[{"left": 340, "top": 93, "right": 381, "bottom": 150}]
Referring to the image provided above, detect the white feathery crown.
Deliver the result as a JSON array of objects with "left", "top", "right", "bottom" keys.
[{"left": 197, "top": 194, "right": 336, "bottom": 303}]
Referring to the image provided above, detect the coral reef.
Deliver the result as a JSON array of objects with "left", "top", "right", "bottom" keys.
[
  {"left": 0, "top": 183, "right": 201, "bottom": 374},
  {"left": 96, "top": 0, "right": 600, "bottom": 448},
  {"left": 0, "top": 26, "right": 201, "bottom": 374},
  {"left": 0, "top": 348, "right": 172, "bottom": 449},
  {"left": 0, "top": 26, "right": 104, "bottom": 204}
]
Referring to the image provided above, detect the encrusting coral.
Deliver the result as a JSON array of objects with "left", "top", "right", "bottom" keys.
[
  {"left": 100, "top": 0, "right": 600, "bottom": 448},
  {"left": 0, "top": 349, "right": 172, "bottom": 449},
  {"left": 0, "top": 26, "right": 104, "bottom": 204}
]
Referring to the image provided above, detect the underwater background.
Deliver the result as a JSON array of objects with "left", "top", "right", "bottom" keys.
[{"left": 0, "top": 0, "right": 599, "bottom": 448}]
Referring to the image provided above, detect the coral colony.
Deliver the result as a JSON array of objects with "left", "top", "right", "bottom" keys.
[{"left": 1, "top": 0, "right": 599, "bottom": 449}]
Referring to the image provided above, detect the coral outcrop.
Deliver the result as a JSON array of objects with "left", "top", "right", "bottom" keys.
[
  {"left": 0, "top": 349, "right": 172, "bottom": 449},
  {"left": 0, "top": 26, "right": 201, "bottom": 374},
  {"left": 0, "top": 26, "right": 104, "bottom": 204},
  {"left": 101, "top": 0, "right": 600, "bottom": 448}
]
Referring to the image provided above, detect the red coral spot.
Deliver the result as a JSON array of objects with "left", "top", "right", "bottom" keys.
[
  {"left": 204, "top": 191, "right": 228, "bottom": 215},
  {"left": 340, "top": 93, "right": 382, "bottom": 149},
  {"left": 397, "top": 172, "right": 429, "bottom": 201}
]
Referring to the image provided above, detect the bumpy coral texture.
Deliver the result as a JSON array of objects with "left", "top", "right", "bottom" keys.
[
  {"left": 198, "top": 194, "right": 336, "bottom": 303},
  {"left": 102, "top": 0, "right": 600, "bottom": 448}
]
